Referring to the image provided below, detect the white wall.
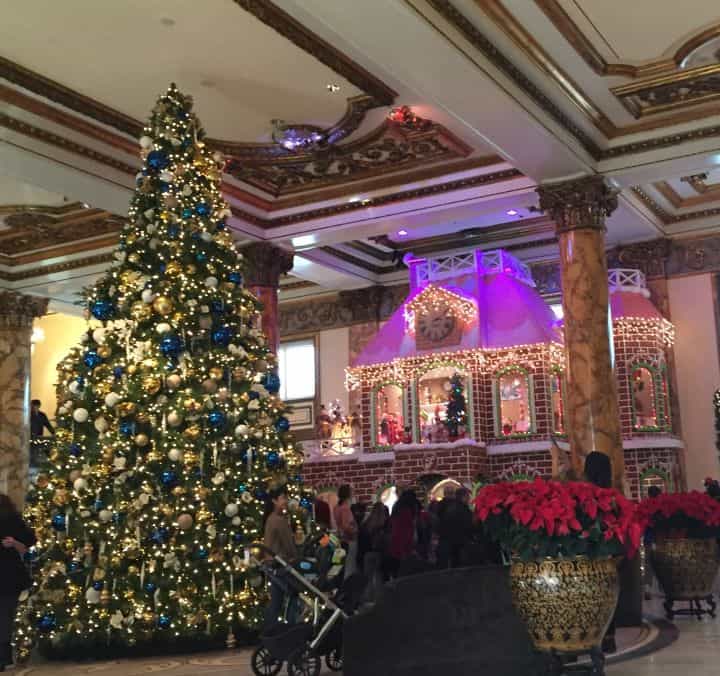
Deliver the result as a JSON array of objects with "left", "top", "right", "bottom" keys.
[
  {"left": 319, "top": 327, "right": 350, "bottom": 412},
  {"left": 668, "top": 274, "right": 720, "bottom": 489}
]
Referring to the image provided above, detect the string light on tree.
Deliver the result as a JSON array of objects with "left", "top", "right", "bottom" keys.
[{"left": 16, "top": 85, "right": 313, "bottom": 660}]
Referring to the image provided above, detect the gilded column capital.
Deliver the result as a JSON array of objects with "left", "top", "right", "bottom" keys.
[
  {"left": 242, "top": 242, "right": 294, "bottom": 287},
  {"left": 0, "top": 291, "right": 49, "bottom": 329},
  {"left": 536, "top": 176, "right": 618, "bottom": 234}
]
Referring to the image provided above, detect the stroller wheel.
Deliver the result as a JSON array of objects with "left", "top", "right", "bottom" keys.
[
  {"left": 288, "top": 647, "right": 321, "bottom": 676},
  {"left": 250, "top": 646, "right": 282, "bottom": 676},
  {"left": 325, "top": 647, "right": 343, "bottom": 671}
]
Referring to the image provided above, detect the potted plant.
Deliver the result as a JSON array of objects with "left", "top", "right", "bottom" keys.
[
  {"left": 637, "top": 490, "right": 720, "bottom": 619},
  {"left": 475, "top": 478, "right": 641, "bottom": 662}
]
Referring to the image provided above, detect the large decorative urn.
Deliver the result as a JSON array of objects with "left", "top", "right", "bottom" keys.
[
  {"left": 651, "top": 537, "right": 719, "bottom": 618},
  {"left": 509, "top": 556, "right": 619, "bottom": 653}
]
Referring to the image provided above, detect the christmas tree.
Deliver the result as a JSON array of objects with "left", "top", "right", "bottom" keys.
[
  {"left": 17, "top": 85, "right": 309, "bottom": 658},
  {"left": 444, "top": 373, "right": 467, "bottom": 439}
]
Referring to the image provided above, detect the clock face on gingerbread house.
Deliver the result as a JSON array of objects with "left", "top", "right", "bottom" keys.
[{"left": 408, "top": 285, "right": 475, "bottom": 350}]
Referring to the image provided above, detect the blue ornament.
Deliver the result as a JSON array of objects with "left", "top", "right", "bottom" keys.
[
  {"left": 167, "top": 224, "right": 180, "bottom": 238},
  {"left": 300, "top": 496, "right": 313, "bottom": 510},
  {"left": 248, "top": 390, "right": 260, "bottom": 401},
  {"left": 112, "top": 512, "right": 124, "bottom": 524},
  {"left": 254, "top": 488, "right": 268, "bottom": 501},
  {"left": 68, "top": 560, "right": 82, "bottom": 573},
  {"left": 195, "top": 202, "right": 210, "bottom": 216},
  {"left": 160, "top": 334, "right": 184, "bottom": 359},
  {"left": 216, "top": 220, "right": 226, "bottom": 231},
  {"left": 69, "top": 443, "right": 82, "bottom": 457},
  {"left": 83, "top": 350, "right": 103, "bottom": 368},
  {"left": 182, "top": 207, "right": 193, "bottom": 219},
  {"left": 159, "top": 181, "right": 171, "bottom": 193},
  {"left": 37, "top": 614, "right": 56, "bottom": 633},
  {"left": 146, "top": 150, "right": 169, "bottom": 171},
  {"left": 160, "top": 470, "right": 177, "bottom": 487},
  {"left": 210, "top": 300, "right": 224, "bottom": 314},
  {"left": 207, "top": 410, "right": 226, "bottom": 429},
  {"left": 262, "top": 372, "right": 281, "bottom": 395},
  {"left": 94, "top": 499, "right": 104, "bottom": 511},
  {"left": 158, "top": 615, "right": 171, "bottom": 629},
  {"left": 51, "top": 514, "right": 66, "bottom": 531},
  {"left": 266, "top": 451, "right": 281, "bottom": 468},
  {"left": 238, "top": 484, "right": 247, "bottom": 493},
  {"left": 211, "top": 326, "right": 233, "bottom": 347},
  {"left": 196, "top": 547, "right": 209, "bottom": 560},
  {"left": 195, "top": 251, "right": 207, "bottom": 263},
  {"left": 144, "top": 582, "right": 157, "bottom": 594},
  {"left": 119, "top": 420, "right": 135, "bottom": 437},
  {"left": 275, "top": 416, "right": 291, "bottom": 433},
  {"left": 90, "top": 299, "right": 114, "bottom": 320},
  {"left": 293, "top": 474, "right": 303, "bottom": 484},
  {"left": 75, "top": 376, "right": 85, "bottom": 385},
  {"left": 93, "top": 580, "right": 104, "bottom": 591},
  {"left": 113, "top": 366, "right": 124, "bottom": 379},
  {"left": 150, "top": 528, "right": 168, "bottom": 544},
  {"left": 228, "top": 271, "right": 242, "bottom": 284},
  {"left": 159, "top": 262, "right": 167, "bottom": 274}
]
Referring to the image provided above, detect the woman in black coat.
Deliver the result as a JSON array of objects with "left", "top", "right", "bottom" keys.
[{"left": 0, "top": 494, "right": 36, "bottom": 671}]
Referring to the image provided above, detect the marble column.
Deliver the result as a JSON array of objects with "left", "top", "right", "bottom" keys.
[
  {"left": 537, "top": 177, "right": 625, "bottom": 488},
  {"left": 0, "top": 291, "right": 48, "bottom": 508},
  {"left": 243, "top": 243, "right": 294, "bottom": 354}
]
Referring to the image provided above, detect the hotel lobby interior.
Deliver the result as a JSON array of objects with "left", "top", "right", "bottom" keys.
[{"left": 3, "top": 1, "right": 720, "bottom": 674}]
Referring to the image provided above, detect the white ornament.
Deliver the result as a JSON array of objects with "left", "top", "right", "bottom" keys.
[
  {"left": 182, "top": 185, "right": 193, "bottom": 196},
  {"left": 248, "top": 399, "right": 260, "bottom": 411},
  {"left": 211, "top": 472, "right": 225, "bottom": 486},
  {"left": 94, "top": 417, "right": 109, "bottom": 433},
  {"left": 204, "top": 276, "right": 218, "bottom": 288},
  {"left": 201, "top": 231, "right": 212, "bottom": 242},
  {"left": 85, "top": 588, "right": 101, "bottom": 605},
  {"left": 114, "top": 251, "right": 127, "bottom": 263},
  {"left": 73, "top": 478, "right": 88, "bottom": 492},
  {"left": 166, "top": 374, "right": 181, "bottom": 389},
  {"left": 58, "top": 406, "right": 69, "bottom": 417},
  {"left": 68, "top": 381, "right": 81, "bottom": 395},
  {"left": 159, "top": 170, "right": 174, "bottom": 182},
  {"left": 254, "top": 430, "right": 263, "bottom": 439},
  {"left": 144, "top": 209, "right": 155, "bottom": 220},
  {"left": 288, "top": 499, "right": 299, "bottom": 511},
  {"left": 73, "top": 408, "right": 89, "bottom": 423},
  {"left": 224, "top": 503, "right": 239, "bottom": 518},
  {"left": 146, "top": 223, "right": 157, "bottom": 235},
  {"left": 139, "top": 136, "right": 153, "bottom": 149},
  {"left": 199, "top": 315, "right": 212, "bottom": 330},
  {"left": 241, "top": 492, "right": 253, "bottom": 504},
  {"left": 156, "top": 322, "right": 172, "bottom": 334},
  {"left": 105, "top": 392, "right": 121, "bottom": 408},
  {"left": 235, "top": 424, "right": 249, "bottom": 437},
  {"left": 92, "top": 328, "right": 107, "bottom": 345},
  {"left": 212, "top": 151, "right": 224, "bottom": 163},
  {"left": 149, "top": 238, "right": 159, "bottom": 250},
  {"left": 141, "top": 289, "right": 155, "bottom": 303},
  {"left": 168, "top": 448, "right": 183, "bottom": 462},
  {"left": 113, "top": 456, "right": 127, "bottom": 470},
  {"left": 138, "top": 493, "right": 151, "bottom": 506},
  {"left": 98, "top": 509, "right": 113, "bottom": 523},
  {"left": 231, "top": 516, "right": 242, "bottom": 526},
  {"left": 200, "top": 305, "right": 210, "bottom": 314},
  {"left": 110, "top": 611, "right": 124, "bottom": 629},
  {"left": 167, "top": 410, "right": 183, "bottom": 427}
]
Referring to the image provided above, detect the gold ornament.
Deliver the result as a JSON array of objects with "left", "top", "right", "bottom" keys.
[
  {"left": 97, "top": 345, "right": 112, "bottom": 359},
  {"left": 183, "top": 451, "right": 199, "bottom": 466},
  {"left": 183, "top": 398, "right": 202, "bottom": 413},
  {"left": 146, "top": 450, "right": 162, "bottom": 463},
  {"left": 232, "top": 367, "right": 247, "bottom": 382},
  {"left": 95, "top": 381, "right": 112, "bottom": 397},
  {"left": 55, "top": 429, "right": 71, "bottom": 443},
  {"left": 142, "top": 375, "right": 162, "bottom": 394},
  {"left": 128, "top": 253, "right": 140, "bottom": 264},
  {"left": 131, "top": 301, "right": 152, "bottom": 321},
  {"left": 93, "top": 567, "right": 106, "bottom": 581},
  {"left": 136, "top": 411, "right": 151, "bottom": 424},
  {"left": 83, "top": 542, "right": 94, "bottom": 557},
  {"left": 152, "top": 295, "right": 174, "bottom": 316},
  {"left": 196, "top": 507, "right": 212, "bottom": 524},
  {"left": 100, "top": 589, "right": 111, "bottom": 605},
  {"left": 209, "top": 367, "right": 223, "bottom": 380},
  {"left": 118, "top": 402, "right": 137, "bottom": 417},
  {"left": 165, "top": 261, "right": 182, "bottom": 276},
  {"left": 142, "top": 358, "right": 158, "bottom": 371},
  {"left": 127, "top": 364, "right": 138, "bottom": 375},
  {"left": 172, "top": 312, "right": 184, "bottom": 323},
  {"left": 134, "top": 433, "right": 150, "bottom": 447},
  {"left": 183, "top": 425, "right": 201, "bottom": 440},
  {"left": 127, "top": 566, "right": 139, "bottom": 576},
  {"left": 186, "top": 264, "right": 197, "bottom": 274},
  {"left": 196, "top": 486, "right": 209, "bottom": 500},
  {"left": 172, "top": 486, "right": 185, "bottom": 496},
  {"left": 53, "top": 488, "right": 70, "bottom": 507}
]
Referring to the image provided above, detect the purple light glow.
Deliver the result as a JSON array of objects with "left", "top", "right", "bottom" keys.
[
  {"left": 397, "top": 229, "right": 408, "bottom": 237},
  {"left": 506, "top": 209, "right": 519, "bottom": 216}
]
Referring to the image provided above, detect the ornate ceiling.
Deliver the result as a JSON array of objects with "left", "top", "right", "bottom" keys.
[{"left": 2, "top": 0, "right": 720, "bottom": 311}]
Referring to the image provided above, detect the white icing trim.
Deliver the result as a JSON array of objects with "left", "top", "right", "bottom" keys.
[
  {"left": 303, "top": 453, "right": 360, "bottom": 465},
  {"left": 359, "top": 451, "right": 395, "bottom": 463},
  {"left": 622, "top": 436, "right": 684, "bottom": 449},
  {"left": 393, "top": 439, "right": 486, "bottom": 452},
  {"left": 487, "top": 440, "right": 568, "bottom": 455}
]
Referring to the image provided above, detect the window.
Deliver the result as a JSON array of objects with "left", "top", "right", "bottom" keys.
[
  {"left": 550, "top": 372, "right": 565, "bottom": 434},
  {"left": 417, "top": 365, "right": 469, "bottom": 443},
  {"left": 277, "top": 339, "right": 316, "bottom": 401},
  {"left": 374, "top": 383, "right": 405, "bottom": 446},
  {"left": 495, "top": 368, "right": 533, "bottom": 436},
  {"left": 631, "top": 365, "right": 658, "bottom": 430}
]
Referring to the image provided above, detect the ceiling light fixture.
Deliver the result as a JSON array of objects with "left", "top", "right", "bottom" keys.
[
  {"left": 506, "top": 209, "right": 519, "bottom": 216},
  {"left": 271, "top": 119, "right": 325, "bottom": 152},
  {"left": 326, "top": 84, "right": 341, "bottom": 93},
  {"left": 397, "top": 229, "right": 408, "bottom": 237}
]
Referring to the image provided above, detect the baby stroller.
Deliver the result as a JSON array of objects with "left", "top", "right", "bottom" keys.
[{"left": 250, "top": 540, "right": 364, "bottom": 676}]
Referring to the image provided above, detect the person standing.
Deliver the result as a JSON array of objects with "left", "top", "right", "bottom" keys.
[
  {"left": 387, "top": 490, "right": 419, "bottom": 578},
  {"left": 334, "top": 485, "right": 358, "bottom": 578},
  {"left": 436, "top": 487, "right": 473, "bottom": 569},
  {"left": 30, "top": 400, "right": 54, "bottom": 439},
  {"left": 262, "top": 488, "right": 299, "bottom": 631},
  {"left": 0, "top": 494, "right": 36, "bottom": 671}
]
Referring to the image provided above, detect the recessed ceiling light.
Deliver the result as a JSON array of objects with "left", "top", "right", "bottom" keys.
[
  {"left": 160, "top": 17, "right": 175, "bottom": 27},
  {"left": 326, "top": 84, "right": 341, "bottom": 93},
  {"left": 397, "top": 229, "right": 408, "bottom": 237},
  {"left": 506, "top": 209, "right": 519, "bottom": 216}
]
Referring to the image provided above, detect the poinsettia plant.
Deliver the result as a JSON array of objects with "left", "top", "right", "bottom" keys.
[
  {"left": 637, "top": 490, "right": 720, "bottom": 539},
  {"left": 474, "top": 478, "right": 643, "bottom": 561}
]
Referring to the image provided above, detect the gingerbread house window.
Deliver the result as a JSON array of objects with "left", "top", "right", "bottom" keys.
[
  {"left": 550, "top": 371, "right": 565, "bottom": 435},
  {"left": 494, "top": 367, "right": 534, "bottom": 437},
  {"left": 630, "top": 364, "right": 661, "bottom": 431},
  {"left": 373, "top": 383, "right": 406, "bottom": 446},
  {"left": 417, "top": 364, "right": 472, "bottom": 443}
]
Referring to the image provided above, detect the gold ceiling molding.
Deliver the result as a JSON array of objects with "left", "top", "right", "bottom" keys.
[
  {"left": 0, "top": 251, "right": 114, "bottom": 281},
  {"left": 631, "top": 186, "right": 720, "bottom": 226},
  {"left": 535, "top": 1, "right": 720, "bottom": 80},
  {"left": 653, "top": 177, "right": 720, "bottom": 210},
  {"left": 473, "top": 1, "right": 720, "bottom": 138},
  {"left": 227, "top": 116, "right": 473, "bottom": 196}
]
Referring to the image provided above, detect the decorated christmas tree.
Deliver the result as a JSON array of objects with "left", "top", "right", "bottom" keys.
[
  {"left": 444, "top": 373, "right": 467, "bottom": 439},
  {"left": 17, "top": 85, "right": 309, "bottom": 658}
]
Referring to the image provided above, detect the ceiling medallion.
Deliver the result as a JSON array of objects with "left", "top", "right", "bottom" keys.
[{"left": 271, "top": 119, "right": 326, "bottom": 152}]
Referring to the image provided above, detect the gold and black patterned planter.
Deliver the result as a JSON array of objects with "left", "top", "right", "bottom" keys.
[
  {"left": 509, "top": 556, "right": 619, "bottom": 654},
  {"left": 651, "top": 537, "right": 719, "bottom": 619}
]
